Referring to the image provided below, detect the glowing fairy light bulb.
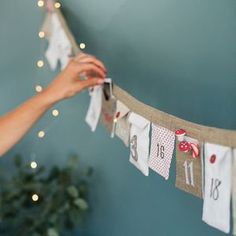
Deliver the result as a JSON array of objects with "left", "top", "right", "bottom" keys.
[
  {"left": 37, "top": 60, "right": 44, "bottom": 68},
  {"left": 52, "top": 109, "right": 59, "bottom": 117},
  {"left": 37, "top": 0, "right": 44, "bottom": 7},
  {"left": 38, "top": 31, "right": 45, "bottom": 38},
  {"left": 32, "top": 194, "right": 39, "bottom": 202},
  {"left": 79, "top": 43, "right": 86, "bottom": 50},
  {"left": 38, "top": 131, "right": 45, "bottom": 138},
  {"left": 30, "top": 161, "right": 38, "bottom": 169},
  {"left": 54, "top": 2, "right": 61, "bottom": 8},
  {"left": 35, "top": 85, "right": 43, "bottom": 93}
]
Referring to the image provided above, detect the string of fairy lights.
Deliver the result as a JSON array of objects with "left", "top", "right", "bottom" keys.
[{"left": 29, "top": 0, "right": 86, "bottom": 203}]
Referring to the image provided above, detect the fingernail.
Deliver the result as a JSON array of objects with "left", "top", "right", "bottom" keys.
[{"left": 98, "top": 79, "right": 105, "bottom": 84}]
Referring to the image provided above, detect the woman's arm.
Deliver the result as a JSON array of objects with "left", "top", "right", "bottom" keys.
[{"left": 0, "top": 53, "right": 106, "bottom": 156}]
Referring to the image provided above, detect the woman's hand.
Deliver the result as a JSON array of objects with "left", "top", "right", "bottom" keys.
[
  {"left": 45, "top": 53, "right": 107, "bottom": 104},
  {"left": 0, "top": 53, "right": 107, "bottom": 156}
]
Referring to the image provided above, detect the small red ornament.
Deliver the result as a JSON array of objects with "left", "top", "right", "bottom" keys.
[
  {"left": 178, "top": 141, "right": 191, "bottom": 153},
  {"left": 116, "top": 112, "right": 120, "bottom": 118},
  {"left": 190, "top": 143, "right": 200, "bottom": 158},
  {"left": 175, "top": 129, "right": 187, "bottom": 141},
  {"left": 210, "top": 154, "right": 216, "bottom": 164},
  {"left": 46, "top": 0, "right": 54, "bottom": 12}
]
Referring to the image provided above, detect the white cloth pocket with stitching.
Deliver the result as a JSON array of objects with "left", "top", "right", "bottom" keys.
[
  {"left": 45, "top": 13, "right": 72, "bottom": 70},
  {"left": 85, "top": 86, "right": 103, "bottom": 132},
  {"left": 202, "top": 143, "right": 232, "bottom": 233},
  {"left": 128, "top": 112, "right": 151, "bottom": 176},
  {"left": 149, "top": 123, "right": 175, "bottom": 180}
]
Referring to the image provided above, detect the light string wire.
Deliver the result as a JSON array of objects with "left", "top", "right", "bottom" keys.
[{"left": 28, "top": 0, "right": 62, "bottom": 203}]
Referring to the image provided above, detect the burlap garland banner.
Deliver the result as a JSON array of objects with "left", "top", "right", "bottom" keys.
[{"left": 49, "top": 7, "right": 236, "bottom": 148}]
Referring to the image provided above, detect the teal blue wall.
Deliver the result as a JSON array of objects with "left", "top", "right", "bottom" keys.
[{"left": 0, "top": 0, "right": 236, "bottom": 235}]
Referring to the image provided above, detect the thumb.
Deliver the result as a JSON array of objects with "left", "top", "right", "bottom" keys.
[{"left": 78, "top": 78, "right": 105, "bottom": 90}]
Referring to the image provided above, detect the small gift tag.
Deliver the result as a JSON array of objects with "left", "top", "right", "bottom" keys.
[
  {"left": 128, "top": 112, "right": 151, "bottom": 176},
  {"left": 100, "top": 79, "right": 117, "bottom": 136},
  {"left": 45, "top": 13, "right": 72, "bottom": 71},
  {"left": 149, "top": 124, "right": 175, "bottom": 180},
  {"left": 85, "top": 85, "right": 103, "bottom": 132},
  {"left": 202, "top": 143, "right": 232, "bottom": 233},
  {"left": 114, "top": 101, "right": 130, "bottom": 146},
  {"left": 175, "top": 136, "right": 203, "bottom": 198}
]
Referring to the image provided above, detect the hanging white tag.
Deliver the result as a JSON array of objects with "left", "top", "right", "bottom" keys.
[
  {"left": 149, "top": 123, "right": 175, "bottom": 180},
  {"left": 128, "top": 112, "right": 150, "bottom": 176},
  {"left": 202, "top": 143, "right": 232, "bottom": 233},
  {"left": 45, "top": 13, "right": 72, "bottom": 71},
  {"left": 85, "top": 86, "right": 103, "bottom": 132}
]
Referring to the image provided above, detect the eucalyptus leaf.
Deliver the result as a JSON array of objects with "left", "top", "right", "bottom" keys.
[
  {"left": 47, "top": 228, "right": 59, "bottom": 236},
  {"left": 74, "top": 198, "right": 88, "bottom": 210},
  {"left": 67, "top": 186, "right": 79, "bottom": 198},
  {"left": 32, "top": 233, "right": 41, "bottom": 236},
  {"left": 0, "top": 154, "right": 91, "bottom": 235}
]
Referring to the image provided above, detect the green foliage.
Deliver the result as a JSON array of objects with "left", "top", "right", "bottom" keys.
[{"left": 0, "top": 154, "right": 93, "bottom": 236}]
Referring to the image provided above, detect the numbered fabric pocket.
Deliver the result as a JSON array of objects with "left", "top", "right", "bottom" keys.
[
  {"left": 114, "top": 101, "right": 130, "bottom": 146},
  {"left": 100, "top": 93, "right": 117, "bottom": 136},
  {"left": 175, "top": 137, "right": 203, "bottom": 198},
  {"left": 128, "top": 113, "right": 151, "bottom": 176},
  {"left": 202, "top": 143, "right": 232, "bottom": 233},
  {"left": 149, "top": 124, "right": 175, "bottom": 180},
  {"left": 45, "top": 13, "right": 72, "bottom": 70},
  {"left": 85, "top": 86, "right": 103, "bottom": 132}
]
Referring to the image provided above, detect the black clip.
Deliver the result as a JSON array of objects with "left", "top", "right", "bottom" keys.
[{"left": 103, "top": 78, "right": 114, "bottom": 101}]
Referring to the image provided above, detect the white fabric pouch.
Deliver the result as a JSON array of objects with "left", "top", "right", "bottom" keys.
[
  {"left": 149, "top": 123, "right": 175, "bottom": 180},
  {"left": 202, "top": 143, "right": 232, "bottom": 233},
  {"left": 85, "top": 86, "right": 103, "bottom": 132},
  {"left": 45, "top": 13, "right": 72, "bottom": 70},
  {"left": 128, "top": 112, "right": 151, "bottom": 176}
]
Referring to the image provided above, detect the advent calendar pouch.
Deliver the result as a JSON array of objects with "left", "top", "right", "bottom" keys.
[
  {"left": 101, "top": 94, "right": 117, "bottom": 137},
  {"left": 175, "top": 137, "right": 203, "bottom": 198},
  {"left": 114, "top": 100, "right": 130, "bottom": 146},
  {"left": 128, "top": 112, "right": 150, "bottom": 176},
  {"left": 149, "top": 124, "right": 175, "bottom": 180},
  {"left": 45, "top": 13, "right": 72, "bottom": 70},
  {"left": 202, "top": 143, "right": 232, "bottom": 233},
  {"left": 85, "top": 86, "right": 103, "bottom": 132}
]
